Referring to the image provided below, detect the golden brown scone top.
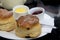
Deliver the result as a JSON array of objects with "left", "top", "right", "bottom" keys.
[
  {"left": 17, "top": 15, "right": 39, "bottom": 28},
  {"left": 0, "top": 9, "right": 13, "bottom": 19}
]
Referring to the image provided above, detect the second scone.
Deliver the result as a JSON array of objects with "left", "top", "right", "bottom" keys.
[{"left": 0, "top": 9, "right": 17, "bottom": 31}]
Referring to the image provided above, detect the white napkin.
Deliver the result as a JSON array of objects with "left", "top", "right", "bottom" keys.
[
  {"left": 40, "top": 13, "right": 54, "bottom": 26},
  {"left": 40, "top": 13, "right": 56, "bottom": 33},
  {"left": 41, "top": 13, "right": 55, "bottom": 33},
  {"left": 37, "top": 13, "right": 56, "bottom": 37}
]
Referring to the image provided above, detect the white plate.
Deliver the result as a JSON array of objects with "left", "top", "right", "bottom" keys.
[{"left": 0, "top": 13, "right": 55, "bottom": 39}]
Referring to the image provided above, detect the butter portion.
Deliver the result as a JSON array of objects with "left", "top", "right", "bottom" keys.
[{"left": 15, "top": 8, "right": 27, "bottom": 13}]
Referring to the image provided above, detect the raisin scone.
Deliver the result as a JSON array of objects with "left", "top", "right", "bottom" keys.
[{"left": 16, "top": 15, "right": 41, "bottom": 38}]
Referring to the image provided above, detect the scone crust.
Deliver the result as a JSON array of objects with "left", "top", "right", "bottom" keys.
[{"left": 0, "top": 9, "right": 13, "bottom": 19}]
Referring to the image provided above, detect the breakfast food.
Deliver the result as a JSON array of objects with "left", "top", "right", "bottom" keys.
[
  {"left": 0, "top": 9, "right": 17, "bottom": 31},
  {"left": 16, "top": 15, "right": 41, "bottom": 38}
]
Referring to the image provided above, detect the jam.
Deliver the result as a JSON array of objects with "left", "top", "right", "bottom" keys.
[{"left": 32, "top": 11, "right": 43, "bottom": 15}]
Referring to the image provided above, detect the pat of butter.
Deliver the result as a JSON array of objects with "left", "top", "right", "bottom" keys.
[{"left": 15, "top": 8, "right": 27, "bottom": 13}]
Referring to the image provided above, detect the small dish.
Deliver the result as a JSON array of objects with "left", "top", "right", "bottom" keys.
[
  {"left": 29, "top": 7, "right": 45, "bottom": 20},
  {"left": 13, "top": 5, "right": 29, "bottom": 20}
]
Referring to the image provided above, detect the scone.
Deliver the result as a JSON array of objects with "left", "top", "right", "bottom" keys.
[
  {"left": 16, "top": 15, "right": 41, "bottom": 38},
  {"left": 0, "top": 9, "right": 17, "bottom": 32}
]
